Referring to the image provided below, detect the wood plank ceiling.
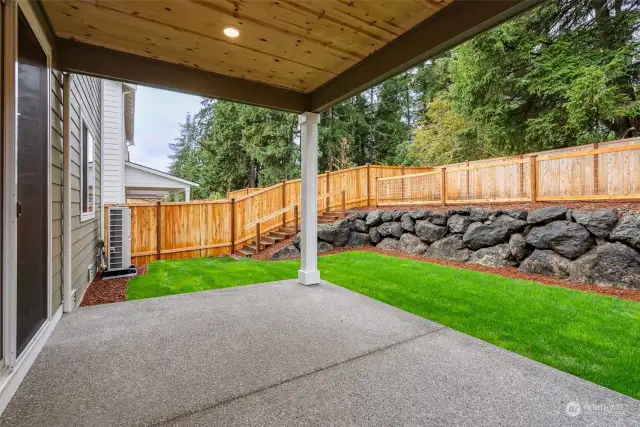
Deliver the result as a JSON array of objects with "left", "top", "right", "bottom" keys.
[{"left": 42, "top": 0, "right": 450, "bottom": 93}]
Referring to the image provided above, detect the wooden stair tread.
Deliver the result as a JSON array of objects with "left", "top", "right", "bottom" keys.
[{"left": 237, "top": 248, "right": 254, "bottom": 256}]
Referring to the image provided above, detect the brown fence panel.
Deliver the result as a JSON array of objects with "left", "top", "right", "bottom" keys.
[
  {"left": 445, "top": 159, "right": 530, "bottom": 204},
  {"left": 537, "top": 143, "right": 640, "bottom": 200}
]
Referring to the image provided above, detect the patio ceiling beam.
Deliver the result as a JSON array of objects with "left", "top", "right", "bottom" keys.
[
  {"left": 308, "top": 0, "right": 544, "bottom": 112},
  {"left": 55, "top": 38, "right": 310, "bottom": 113}
]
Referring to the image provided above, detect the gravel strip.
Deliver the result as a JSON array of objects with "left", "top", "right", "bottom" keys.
[{"left": 80, "top": 264, "right": 148, "bottom": 307}]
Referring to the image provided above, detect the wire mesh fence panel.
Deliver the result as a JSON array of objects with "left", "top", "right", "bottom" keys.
[{"left": 376, "top": 171, "right": 442, "bottom": 205}]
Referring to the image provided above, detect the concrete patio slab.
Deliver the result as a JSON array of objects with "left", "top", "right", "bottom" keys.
[{"left": 1, "top": 280, "right": 637, "bottom": 427}]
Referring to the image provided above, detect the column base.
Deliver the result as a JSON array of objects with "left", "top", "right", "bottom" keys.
[{"left": 298, "top": 269, "right": 320, "bottom": 286}]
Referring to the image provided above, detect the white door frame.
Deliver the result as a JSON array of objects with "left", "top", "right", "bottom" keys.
[{"left": 1, "top": 0, "right": 53, "bottom": 371}]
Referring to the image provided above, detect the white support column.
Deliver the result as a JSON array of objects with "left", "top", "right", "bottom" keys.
[
  {"left": 298, "top": 112, "right": 320, "bottom": 285},
  {"left": 184, "top": 187, "right": 191, "bottom": 202}
]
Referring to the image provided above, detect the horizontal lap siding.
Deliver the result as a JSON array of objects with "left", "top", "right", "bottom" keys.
[
  {"left": 51, "top": 70, "right": 64, "bottom": 312},
  {"left": 69, "top": 74, "right": 102, "bottom": 305}
]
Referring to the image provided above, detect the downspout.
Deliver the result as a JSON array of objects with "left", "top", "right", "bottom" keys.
[{"left": 63, "top": 73, "right": 74, "bottom": 312}]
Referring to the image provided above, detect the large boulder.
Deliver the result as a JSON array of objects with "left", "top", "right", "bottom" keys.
[
  {"left": 378, "top": 221, "right": 403, "bottom": 238},
  {"left": 428, "top": 211, "right": 449, "bottom": 226},
  {"left": 462, "top": 221, "right": 510, "bottom": 250},
  {"left": 502, "top": 209, "right": 528, "bottom": 221},
  {"left": 415, "top": 220, "right": 448, "bottom": 243},
  {"left": 392, "top": 210, "right": 407, "bottom": 221},
  {"left": 381, "top": 211, "right": 394, "bottom": 223},
  {"left": 493, "top": 215, "right": 527, "bottom": 234},
  {"left": 469, "top": 207, "right": 491, "bottom": 222},
  {"left": 369, "top": 227, "right": 382, "bottom": 244},
  {"left": 569, "top": 242, "right": 640, "bottom": 289},
  {"left": 571, "top": 209, "right": 618, "bottom": 238},
  {"left": 527, "top": 206, "right": 567, "bottom": 224},
  {"left": 332, "top": 220, "right": 351, "bottom": 247},
  {"left": 447, "top": 214, "right": 472, "bottom": 234},
  {"left": 318, "top": 241, "right": 334, "bottom": 253},
  {"left": 345, "top": 232, "right": 369, "bottom": 248},
  {"left": 317, "top": 224, "right": 336, "bottom": 243},
  {"left": 447, "top": 214, "right": 472, "bottom": 233},
  {"left": 377, "top": 237, "right": 400, "bottom": 251},
  {"left": 410, "top": 210, "right": 430, "bottom": 220},
  {"left": 293, "top": 232, "right": 301, "bottom": 249},
  {"left": 508, "top": 233, "right": 529, "bottom": 261},
  {"left": 353, "top": 219, "right": 368, "bottom": 233},
  {"left": 271, "top": 244, "right": 300, "bottom": 260},
  {"left": 518, "top": 249, "right": 572, "bottom": 279},
  {"left": 399, "top": 233, "right": 429, "bottom": 255},
  {"left": 425, "top": 235, "right": 472, "bottom": 262},
  {"left": 469, "top": 244, "right": 515, "bottom": 267},
  {"left": 525, "top": 221, "right": 593, "bottom": 259},
  {"left": 400, "top": 213, "right": 415, "bottom": 233},
  {"left": 609, "top": 214, "right": 640, "bottom": 250},
  {"left": 365, "top": 210, "right": 383, "bottom": 227}
]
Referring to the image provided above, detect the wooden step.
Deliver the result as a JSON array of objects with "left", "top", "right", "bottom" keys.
[
  {"left": 271, "top": 231, "right": 291, "bottom": 239},
  {"left": 279, "top": 227, "right": 297, "bottom": 235},
  {"left": 321, "top": 213, "right": 342, "bottom": 219},
  {"left": 237, "top": 248, "right": 254, "bottom": 257},
  {"left": 266, "top": 233, "right": 285, "bottom": 242},
  {"left": 318, "top": 219, "right": 334, "bottom": 224},
  {"left": 247, "top": 241, "right": 274, "bottom": 252},
  {"left": 261, "top": 236, "right": 278, "bottom": 244}
]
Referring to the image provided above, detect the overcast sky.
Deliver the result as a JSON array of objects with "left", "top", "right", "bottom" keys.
[{"left": 129, "top": 86, "right": 204, "bottom": 172}]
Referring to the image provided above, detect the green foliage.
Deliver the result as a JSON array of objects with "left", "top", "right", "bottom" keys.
[{"left": 169, "top": 0, "right": 640, "bottom": 195}]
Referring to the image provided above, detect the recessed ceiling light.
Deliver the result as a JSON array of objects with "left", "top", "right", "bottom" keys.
[{"left": 223, "top": 26, "right": 240, "bottom": 38}]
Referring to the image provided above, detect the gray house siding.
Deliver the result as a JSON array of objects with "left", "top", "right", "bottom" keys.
[
  {"left": 51, "top": 70, "right": 64, "bottom": 312},
  {"left": 69, "top": 74, "right": 102, "bottom": 304},
  {"left": 51, "top": 71, "right": 103, "bottom": 311}
]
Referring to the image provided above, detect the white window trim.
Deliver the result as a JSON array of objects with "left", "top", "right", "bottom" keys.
[{"left": 80, "top": 113, "right": 96, "bottom": 222}]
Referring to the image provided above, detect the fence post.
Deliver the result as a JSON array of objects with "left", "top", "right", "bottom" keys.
[
  {"left": 593, "top": 142, "right": 599, "bottom": 195},
  {"left": 374, "top": 176, "right": 379, "bottom": 208},
  {"left": 325, "top": 170, "right": 331, "bottom": 212},
  {"left": 440, "top": 167, "right": 447, "bottom": 207},
  {"left": 281, "top": 179, "right": 286, "bottom": 227},
  {"left": 518, "top": 154, "right": 524, "bottom": 198},
  {"left": 530, "top": 155, "right": 538, "bottom": 203},
  {"left": 465, "top": 160, "right": 470, "bottom": 199},
  {"left": 341, "top": 190, "right": 346, "bottom": 216},
  {"left": 366, "top": 164, "right": 371, "bottom": 206},
  {"left": 156, "top": 201, "right": 162, "bottom": 261},
  {"left": 294, "top": 204, "right": 299, "bottom": 233},
  {"left": 400, "top": 165, "right": 405, "bottom": 201},
  {"left": 230, "top": 198, "right": 236, "bottom": 254},
  {"left": 255, "top": 222, "right": 261, "bottom": 253}
]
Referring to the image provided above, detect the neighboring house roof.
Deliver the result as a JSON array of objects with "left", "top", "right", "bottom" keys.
[{"left": 124, "top": 161, "right": 200, "bottom": 188}]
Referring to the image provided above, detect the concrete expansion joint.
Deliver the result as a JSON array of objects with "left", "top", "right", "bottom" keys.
[{"left": 150, "top": 326, "right": 447, "bottom": 426}]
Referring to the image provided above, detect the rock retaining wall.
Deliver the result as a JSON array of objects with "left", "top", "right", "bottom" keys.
[{"left": 271, "top": 206, "right": 640, "bottom": 289}]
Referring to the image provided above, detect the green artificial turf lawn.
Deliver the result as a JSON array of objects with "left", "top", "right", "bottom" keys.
[{"left": 127, "top": 251, "right": 640, "bottom": 399}]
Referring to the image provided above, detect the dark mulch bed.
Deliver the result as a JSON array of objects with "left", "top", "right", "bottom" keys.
[{"left": 80, "top": 264, "right": 147, "bottom": 307}]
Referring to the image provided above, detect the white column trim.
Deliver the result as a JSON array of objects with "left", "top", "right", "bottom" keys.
[{"left": 297, "top": 112, "right": 320, "bottom": 286}]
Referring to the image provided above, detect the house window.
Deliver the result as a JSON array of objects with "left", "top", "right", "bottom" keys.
[{"left": 81, "top": 119, "right": 95, "bottom": 220}]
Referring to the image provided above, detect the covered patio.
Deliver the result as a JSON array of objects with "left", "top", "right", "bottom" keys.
[
  {"left": 2, "top": 280, "right": 637, "bottom": 426},
  {"left": 1, "top": 0, "right": 638, "bottom": 424}
]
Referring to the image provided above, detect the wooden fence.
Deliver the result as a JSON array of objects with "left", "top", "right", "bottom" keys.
[
  {"left": 105, "top": 164, "right": 431, "bottom": 264},
  {"left": 377, "top": 138, "right": 640, "bottom": 205},
  {"left": 108, "top": 138, "right": 640, "bottom": 264}
]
